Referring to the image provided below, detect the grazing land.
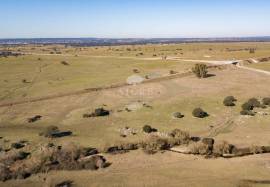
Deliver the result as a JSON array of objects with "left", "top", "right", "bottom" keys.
[{"left": 0, "top": 42, "right": 270, "bottom": 187}]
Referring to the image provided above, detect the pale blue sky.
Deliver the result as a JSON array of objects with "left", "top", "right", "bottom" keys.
[{"left": 1, "top": 0, "right": 270, "bottom": 38}]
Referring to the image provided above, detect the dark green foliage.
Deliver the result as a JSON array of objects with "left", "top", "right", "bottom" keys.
[
  {"left": 192, "top": 64, "right": 208, "bottom": 78},
  {"left": 192, "top": 108, "right": 208, "bottom": 118},
  {"left": 143, "top": 125, "right": 152, "bottom": 133},
  {"left": 143, "top": 125, "right": 157, "bottom": 133},
  {"left": 223, "top": 96, "right": 237, "bottom": 106},
  {"left": 142, "top": 125, "right": 156, "bottom": 133}
]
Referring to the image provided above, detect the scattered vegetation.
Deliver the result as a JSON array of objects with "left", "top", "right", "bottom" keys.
[
  {"left": 240, "top": 98, "right": 266, "bottom": 116},
  {"left": 0, "top": 143, "right": 107, "bottom": 182}
]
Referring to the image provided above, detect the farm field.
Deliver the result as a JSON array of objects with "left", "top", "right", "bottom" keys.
[{"left": 0, "top": 42, "right": 270, "bottom": 187}]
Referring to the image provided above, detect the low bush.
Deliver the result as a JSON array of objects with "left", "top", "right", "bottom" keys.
[
  {"left": 133, "top": 69, "right": 140, "bottom": 73},
  {"left": 169, "top": 129, "right": 190, "bottom": 145},
  {"left": 213, "top": 141, "right": 235, "bottom": 156},
  {"left": 27, "top": 115, "right": 42, "bottom": 123},
  {"left": 55, "top": 180, "right": 73, "bottom": 187},
  {"left": 192, "top": 64, "right": 208, "bottom": 78},
  {"left": 39, "top": 126, "right": 72, "bottom": 138},
  {"left": 83, "top": 108, "right": 110, "bottom": 118},
  {"left": 262, "top": 97, "right": 270, "bottom": 105},
  {"left": 39, "top": 126, "right": 59, "bottom": 137},
  {"left": 223, "top": 96, "right": 237, "bottom": 106},
  {"left": 189, "top": 142, "right": 210, "bottom": 155},
  {"left": 141, "top": 136, "right": 170, "bottom": 154},
  {"left": 11, "top": 142, "right": 25, "bottom": 149},
  {"left": 240, "top": 110, "right": 255, "bottom": 116},
  {"left": 241, "top": 102, "right": 254, "bottom": 111},
  {"left": 172, "top": 112, "right": 184, "bottom": 119},
  {"left": 142, "top": 125, "right": 156, "bottom": 133},
  {"left": 192, "top": 108, "right": 208, "bottom": 118},
  {"left": 61, "top": 61, "right": 69, "bottom": 66},
  {"left": 169, "top": 70, "right": 177, "bottom": 75},
  {"left": 247, "top": 98, "right": 261, "bottom": 108}
]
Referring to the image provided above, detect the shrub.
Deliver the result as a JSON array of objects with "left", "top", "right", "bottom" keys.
[
  {"left": 192, "top": 108, "right": 208, "bottom": 118},
  {"left": 141, "top": 136, "right": 170, "bottom": 154},
  {"left": 172, "top": 112, "right": 184, "bottom": 119},
  {"left": 223, "top": 96, "right": 237, "bottom": 106},
  {"left": 249, "top": 48, "right": 256, "bottom": 54},
  {"left": 213, "top": 141, "right": 235, "bottom": 156},
  {"left": 192, "top": 64, "right": 208, "bottom": 78},
  {"left": 61, "top": 61, "right": 69, "bottom": 66},
  {"left": 94, "top": 108, "right": 110, "bottom": 117},
  {"left": 262, "top": 97, "right": 270, "bottom": 105},
  {"left": 189, "top": 142, "right": 209, "bottom": 155},
  {"left": 247, "top": 98, "right": 261, "bottom": 108},
  {"left": 242, "top": 98, "right": 265, "bottom": 112},
  {"left": 27, "top": 115, "right": 42, "bottom": 123},
  {"left": 133, "top": 69, "right": 140, "bottom": 73},
  {"left": 241, "top": 102, "right": 254, "bottom": 111},
  {"left": 169, "top": 70, "right": 177, "bottom": 75},
  {"left": 142, "top": 125, "right": 156, "bottom": 133},
  {"left": 11, "top": 142, "right": 25, "bottom": 149},
  {"left": 39, "top": 126, "right": 59, "bottom": 137},
  {"left": 83, "top": 108, "right": 110, "bottom": 118},
  {"left": 55, "top": 180, "right": 73, "bottom": 187},
  {"left": 39, "top": 126, "right": 72, "bottom": 138},
  {"left": 240, "top": 110, "right": 255, "bottom": 116},
  {"left": 169, "top": 129, "right": 190, "bottom": 142}
]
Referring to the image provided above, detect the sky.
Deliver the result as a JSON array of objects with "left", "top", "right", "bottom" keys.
[{"left": 1, "top": 0, "right": 270, "bottom": 38}]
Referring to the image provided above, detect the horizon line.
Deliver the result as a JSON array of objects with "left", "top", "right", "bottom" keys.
[{"left": 1, "top": 36, "right": 270, "bottom": 40}]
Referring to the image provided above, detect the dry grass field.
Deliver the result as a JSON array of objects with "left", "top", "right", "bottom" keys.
[{"left": 0, "top": 42, "right": 270, "bottom": 187}]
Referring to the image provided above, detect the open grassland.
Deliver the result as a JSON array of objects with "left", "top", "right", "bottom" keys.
[
  {"left": 2, "top": 42, "right": 270, "bottom": 60},
  {"left": 0, "top": 43, "right": 270, "bottom": 186},
  {"left": 248, "top": 61, "right": 270, "bottom": 71},
  {"left": 0, "top": 55, "right": 195, "bottom": 103}
]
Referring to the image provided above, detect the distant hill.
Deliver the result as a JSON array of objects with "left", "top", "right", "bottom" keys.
[{"left": 1, "top": 37, "right": 270, "bottom": 46}]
